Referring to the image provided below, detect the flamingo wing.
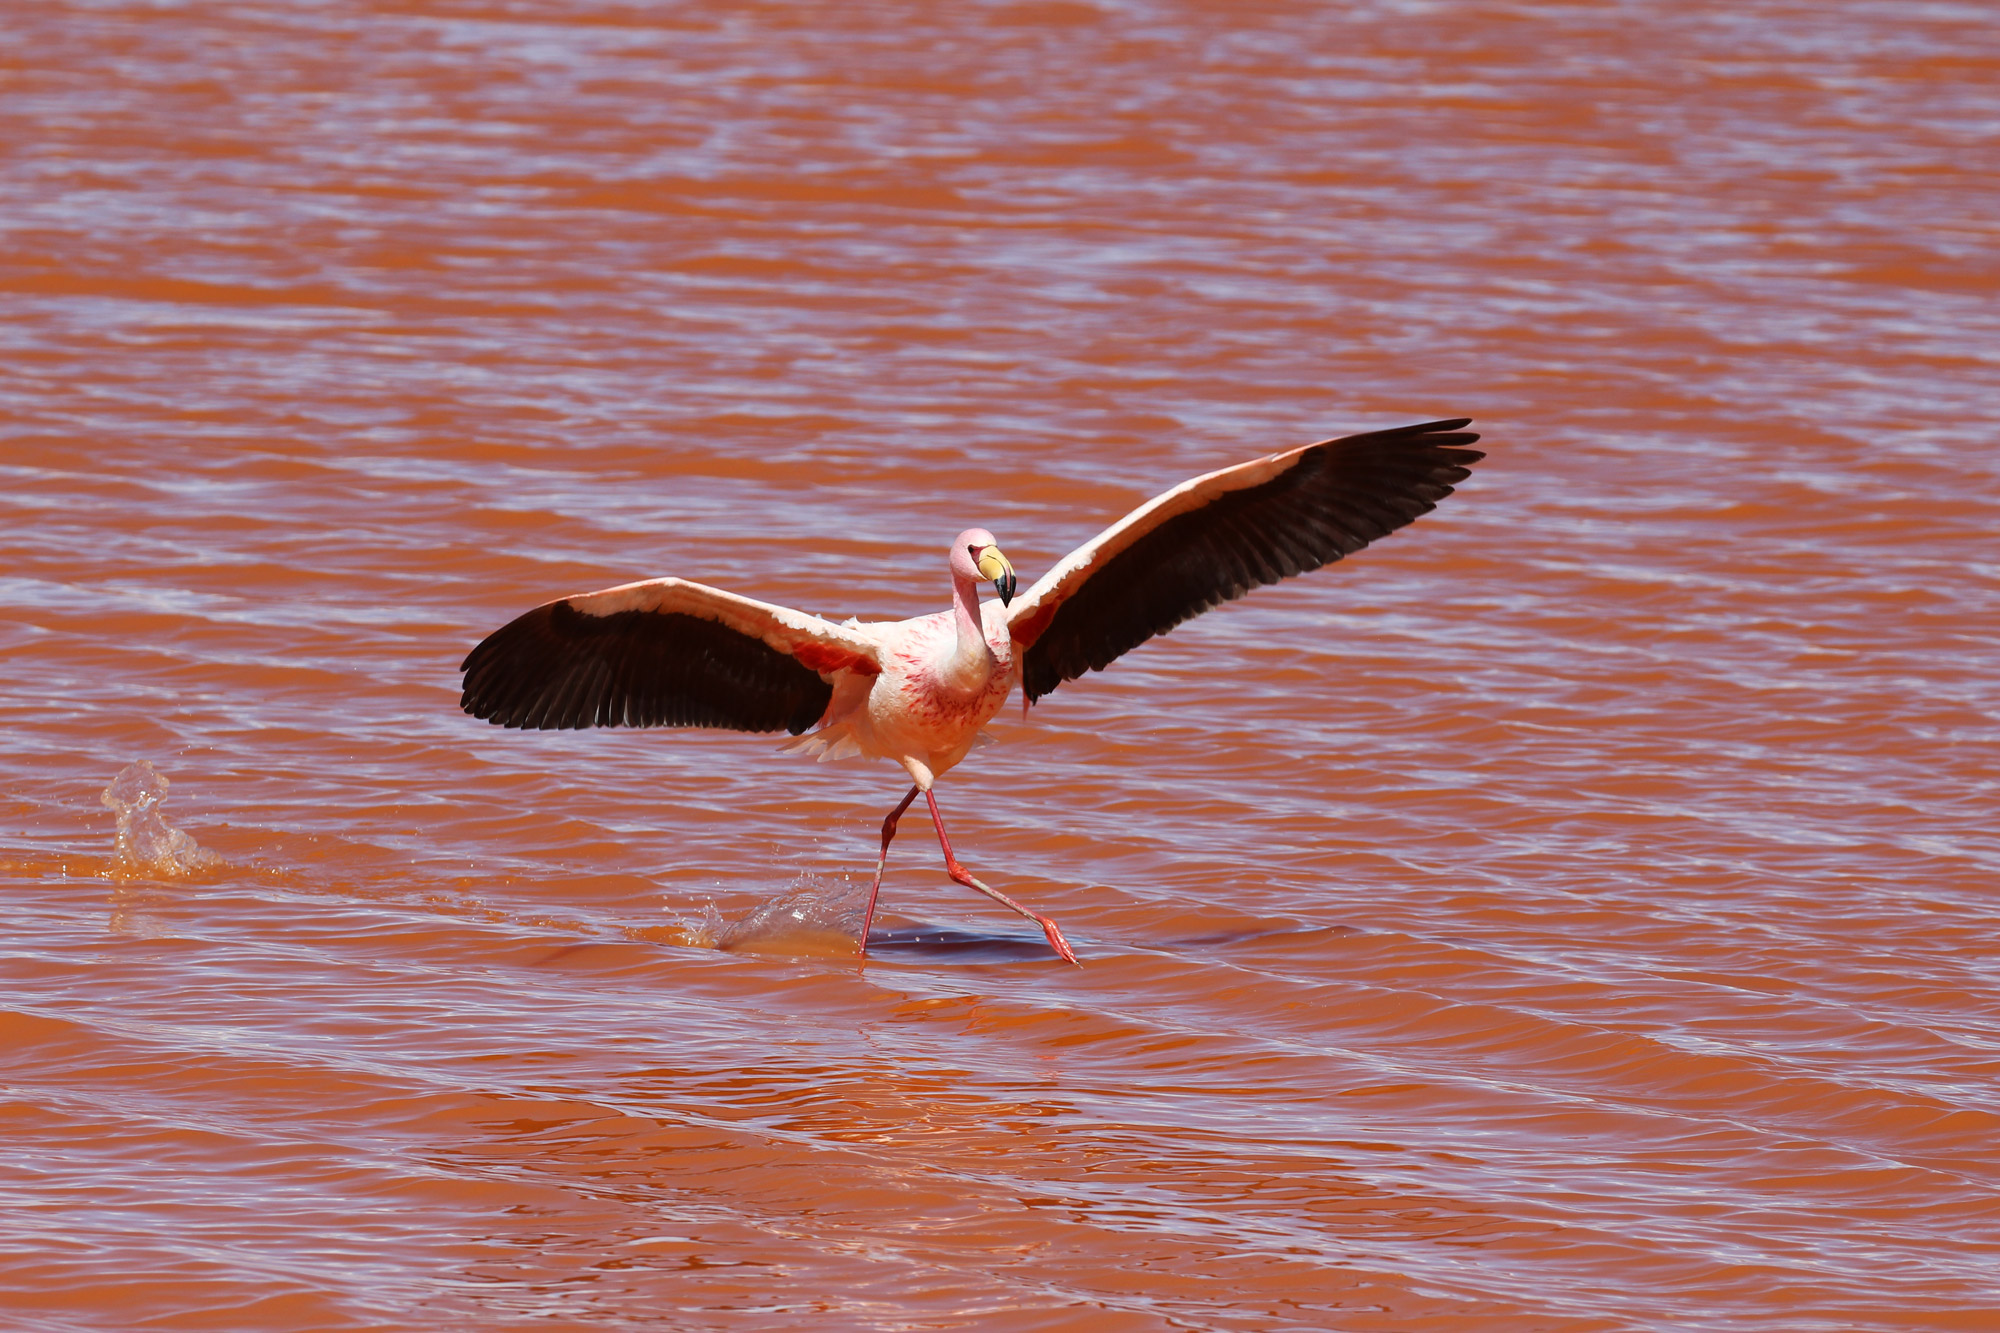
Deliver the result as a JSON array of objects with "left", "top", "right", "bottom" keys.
[
  {"left": 1006, "top": 418, "right": 1485, "bottom": 703},
  {"left": 460, "top": 577, "right": 881, "bottom": 735}
]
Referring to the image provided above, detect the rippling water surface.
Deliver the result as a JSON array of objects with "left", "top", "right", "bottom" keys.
[{"left": 4, "top": 2, "right": 1998, "bottom": 1328}]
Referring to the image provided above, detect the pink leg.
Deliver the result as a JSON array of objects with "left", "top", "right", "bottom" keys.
[
  {"left": 858, "top": 785, "right": 921, "bottom": 956},
  {"left": 923, "top": 789, "right": 1080, "bottom": 965}
]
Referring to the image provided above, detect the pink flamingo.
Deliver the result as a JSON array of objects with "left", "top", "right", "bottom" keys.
[{"left": 460, "top": 418, "right": 1484, "bottom": 963}]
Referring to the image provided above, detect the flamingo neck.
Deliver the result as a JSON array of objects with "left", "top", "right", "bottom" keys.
[{"left": 937, "top": 570, "right": 994, "bottom": 697}]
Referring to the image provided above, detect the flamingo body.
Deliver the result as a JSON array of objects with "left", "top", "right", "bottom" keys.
[
  {"left": 787, "top": 601, "right": 1016, "bottom": 788},
  {"left": 460, "top": 419, "right": 1487, "bottom": 962}
]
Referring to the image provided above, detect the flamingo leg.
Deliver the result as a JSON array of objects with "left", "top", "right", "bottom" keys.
[
  {"left": 858, "top": 785, "right": 921, "bottom": 956},
  {"left": 922, "top": 789, "right": 1080, "bottom": 965}
]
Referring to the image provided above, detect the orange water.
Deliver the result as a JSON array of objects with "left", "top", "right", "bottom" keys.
[{"left": 4, "top": 2, "right": 1998, "bottom": 1329}]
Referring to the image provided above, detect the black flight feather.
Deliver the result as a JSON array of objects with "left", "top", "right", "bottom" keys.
[{"left": 460, "top": 601, "right": 832, "bottom": 735}]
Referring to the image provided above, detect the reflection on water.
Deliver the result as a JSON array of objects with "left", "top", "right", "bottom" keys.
[{"left": 106, "top": 881, "right": 173, "bottom": 939}]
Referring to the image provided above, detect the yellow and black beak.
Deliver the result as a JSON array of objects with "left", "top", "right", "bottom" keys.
[{"left": 976, "top": 546, "right": 1017, "bottom": 606}]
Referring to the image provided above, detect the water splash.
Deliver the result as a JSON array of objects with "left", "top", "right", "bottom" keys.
[
  {"left": 706, "top": 875, "right": 866, "bottom": 959},
  {"left": 100, "top": 760, "right": 223, "bottom": 879}
]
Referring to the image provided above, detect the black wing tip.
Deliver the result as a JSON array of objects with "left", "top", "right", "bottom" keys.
[
  {"left": 1396, "top": 416, "right": 1474, "bottom": 435},
  {"left": 1382, "top": 418, "right": 1481, "bottom": 449},
  {"left": 458, "top": 691, "right": 558, "bottom": 729},
  {"left": 1324, "top": 418, "right": 1487, "bottom": 473},
  {"left": 1306, "top": 417, "right": 1484, "bottom": 458},
  {"left": 1343, "top": 416, "right": 1474, "bottom": 434}
]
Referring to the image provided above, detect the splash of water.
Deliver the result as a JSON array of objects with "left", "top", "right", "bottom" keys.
[
  {"left": 706, "top": 874, "right": 866, "bottom": 958},
  {"left": 100, "top": 760, "right": 223, "bottom": 878}
]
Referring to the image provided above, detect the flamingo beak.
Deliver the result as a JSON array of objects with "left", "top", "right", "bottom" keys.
[{"left": 976, "top": 546, "right": 1017, "bottom": 606}]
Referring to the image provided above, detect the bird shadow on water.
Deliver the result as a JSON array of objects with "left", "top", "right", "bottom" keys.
[
  {"left": 864, "top": 923, "right": 1063, "bottom": 962},
  {"left": 696, "top": 876, "right": 1066, "bottom": 965},
  {"left": 694, "top": 878, "right": 1364, "bottom": 966}
]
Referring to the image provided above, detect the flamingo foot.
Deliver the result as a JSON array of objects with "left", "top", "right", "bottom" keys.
[
  {"left": 940, "top": 856, "right": 1080, "bottom": 965},
  {"left": 1041, "top": 918, "right": 1080, "bottom": 965}
]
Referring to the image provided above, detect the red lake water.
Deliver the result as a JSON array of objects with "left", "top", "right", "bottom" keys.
[{"left": 2, "top": 2, "right": 1997, "bottom": 1329}]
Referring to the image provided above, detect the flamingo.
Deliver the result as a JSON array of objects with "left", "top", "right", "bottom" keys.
[{"left": 459, "top": 418, "right": 1485, "bottom": 964}]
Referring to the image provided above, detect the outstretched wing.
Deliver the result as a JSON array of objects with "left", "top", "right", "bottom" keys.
[
  {"left": 1007, "top": 418, "right": 1485, "bottom": 703},
  {"left": 460, "top": 577, "right": 881, "bottom": 734}
]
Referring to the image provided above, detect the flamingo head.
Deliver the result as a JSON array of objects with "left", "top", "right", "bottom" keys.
[{"left": 952, "top": 528, "right": 1017, "bottom": 606}]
